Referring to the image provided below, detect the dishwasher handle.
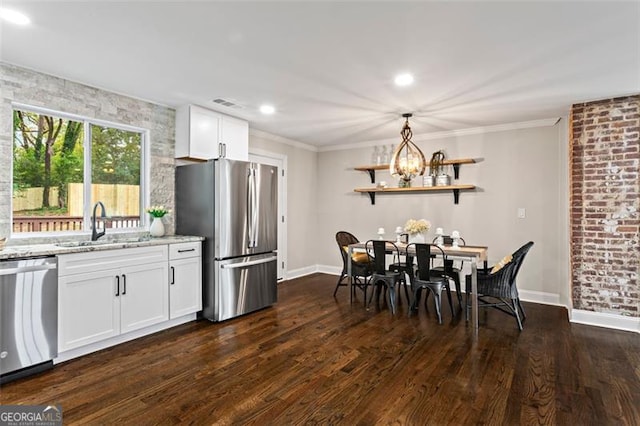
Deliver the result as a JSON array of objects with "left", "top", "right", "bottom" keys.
[{"left": 0, "top": 263, "right": 57, "bottom": 275}]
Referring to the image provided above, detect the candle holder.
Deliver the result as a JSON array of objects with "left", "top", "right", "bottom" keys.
[
  {"left": 435, "top": 227, "right": 444, "bottom": 246},
  {"left": 451, "top": 230, "right": 460, "bottom": 248}
]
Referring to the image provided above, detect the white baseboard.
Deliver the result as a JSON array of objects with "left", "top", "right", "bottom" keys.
[
  {"left": 285, "top": 265, "right": 320, "bottom": 280},
  {"left": 55, "top": 313, "right": 197, "bottom": 364},
  {"left": 570, "top": 309, "right": 640, "bottom": 333},
  {"left": 519, "top": 289, "right": 563, "bottom": 306},
  {"left": 317, "top": 265, "right": 341, "bottom": 276}
]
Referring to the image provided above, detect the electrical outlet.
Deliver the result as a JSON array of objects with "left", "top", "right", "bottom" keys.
[{"left": 517, "top": 208, "right": 526, "bottom": 219}]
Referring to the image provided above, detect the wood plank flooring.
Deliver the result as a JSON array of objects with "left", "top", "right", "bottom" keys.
[{"left": 1, "top": 273, "right": 639, "bottom": 425}]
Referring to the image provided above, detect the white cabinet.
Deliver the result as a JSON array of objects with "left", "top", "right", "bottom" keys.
[
  {"left": 58, "top": 246, "right": 169, "bottom": 352},
  {"left": 175, "top": 104, "right": 248, "bottom": 161},
  {"left": 219, "top": 114, "right": 249, "bottom": 161},
  {"left": 169, "top": 242, "right": 202, "bottom": 319}
]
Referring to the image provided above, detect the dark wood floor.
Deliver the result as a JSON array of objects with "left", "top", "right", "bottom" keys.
[{"left": 2, "top": 273, "right": 639, "bottom": 425}]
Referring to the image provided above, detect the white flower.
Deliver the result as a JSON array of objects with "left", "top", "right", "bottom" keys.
[{"left": 404, "top": 218, "right": 431, "bottom": 235}]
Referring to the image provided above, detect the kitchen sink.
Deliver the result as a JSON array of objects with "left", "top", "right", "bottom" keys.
[{"left": 55, "top": 236, "right": 150, "bottom": 248}]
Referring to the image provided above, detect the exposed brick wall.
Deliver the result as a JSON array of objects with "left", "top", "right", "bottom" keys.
[{"left": 570, "top": 95, "right": 640, "bottom": 316}]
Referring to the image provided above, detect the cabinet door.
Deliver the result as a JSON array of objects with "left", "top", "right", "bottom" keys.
[
  {"left": 58, "top": 271, "right": 120, "bottom": 352},
  {"left": 189, "top": 105, "right": 221, "bottom": 160},
  {"left": 119, "top": 261, "right": 169, "bottom": 334},
  {"left": 169, "top": 256, "right": 202, "bottom": 319},
  {"left": 220, "top": 115, "right": 248, "bottom": 161}
]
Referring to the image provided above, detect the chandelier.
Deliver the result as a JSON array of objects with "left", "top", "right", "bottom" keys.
[{"left": 389, "top": 113, "right": 426, "bottom": 184}]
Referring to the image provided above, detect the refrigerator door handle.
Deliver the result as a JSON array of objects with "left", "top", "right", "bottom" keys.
[
  {"left": 220, "top": 256, "right": 277, "bottom": 269},
  {"left": 251, "top": 168, "right": 259, "bottom": 247},
  {"left": 247, "top": 166, "right": 254, "bottom": 248}
]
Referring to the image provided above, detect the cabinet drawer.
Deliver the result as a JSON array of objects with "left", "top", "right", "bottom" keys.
[
  {"left": 58, "top": 245, "right": 169, "bottom": 276},
  {"left": 169, "top": 242, "right": 202, "bottom": 260}
]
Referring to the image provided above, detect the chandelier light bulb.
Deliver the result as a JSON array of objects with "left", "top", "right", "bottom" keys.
[{"left": 389, "top": 113, "right": 426, "bottom": 183}]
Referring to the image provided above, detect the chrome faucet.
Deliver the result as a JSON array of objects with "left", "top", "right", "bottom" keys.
[{"left": 91, "top": 201, "right": 107, "bottom": 241}]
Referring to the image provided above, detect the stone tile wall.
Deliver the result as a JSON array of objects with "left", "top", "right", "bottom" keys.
[
  {"left": 570, "top": 95, "right": 640, "bottom": 316},
  {"left": 0, "top": 63, "right": 176, "bottom": 241}
]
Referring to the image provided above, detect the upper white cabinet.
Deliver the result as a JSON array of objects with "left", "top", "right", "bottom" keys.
[{"left": 175, "top": 105, "right": 248, "bottom": 161}]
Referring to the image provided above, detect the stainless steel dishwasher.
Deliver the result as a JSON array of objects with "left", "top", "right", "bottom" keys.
[{"left": 0, "top": 256, "right": 58, "bottom": 383}]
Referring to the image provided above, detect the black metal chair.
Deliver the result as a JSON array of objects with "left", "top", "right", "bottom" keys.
[
  {"left": 334, "top": 231, "right": 373, "bottom": 303},
  {"left": 431, "top": 235, "right": 466, "bottom": 307},
  {"left": 465, "top": 241, "right": 534, "bottom": 330},
  {"left": 365, "top": 240, "right": 404, "bottom": 315},
  {"left": 408, "top": 243, "right": 454, "bottom": 324}
]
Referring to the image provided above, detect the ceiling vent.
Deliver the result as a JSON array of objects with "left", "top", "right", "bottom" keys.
[{"left": 212, "top": 98, "right": 244, "bottom": 109}]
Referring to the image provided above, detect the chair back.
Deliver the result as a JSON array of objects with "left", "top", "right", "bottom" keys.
[
  {"left": 409, "top": 243, "right": 446, "bottom": 281},
  {"left": 336, "top": 231, "right": 359, "bottom": 268},
  {"left": 365, "top": 240, "right": 400, "bottom": 275},
  {"left": 432, "top": 235, "right": 467, "bottom": 246},
  {"left": 431, "top": 236, "right": 465, "bottom": 272},
  {"left": 508, "top": 241, "right": 534, "bottom": 283}
]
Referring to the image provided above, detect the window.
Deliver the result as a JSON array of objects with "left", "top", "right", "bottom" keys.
[{"left": 12, "top": 106, "right": 147, "bottom": 235}]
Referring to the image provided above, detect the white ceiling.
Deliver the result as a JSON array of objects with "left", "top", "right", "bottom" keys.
[{"left": 1, "top": 1, "right": 638, "bottom": 147}]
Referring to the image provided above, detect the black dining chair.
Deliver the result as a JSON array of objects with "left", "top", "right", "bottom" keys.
[
  {"left": 408, "top": 243, "right": 454, "bottom": 324},
  {"left": 464, "top": 241, "right": 534, "bottom": 330},
  {"left": 334, "top": 231, "right": 373, "bottom": 304},
  {"left": 365, "top": 240, "right": 404, "bottom": 315},
  {"left": 431, "top": 235, "right": 466, "bottom": 308}
]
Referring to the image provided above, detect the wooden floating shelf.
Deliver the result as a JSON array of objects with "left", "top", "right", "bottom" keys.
[
  {"left": 354, "top": 184, "right": 476, "bottom": 205},
  {"left": 355, "top": 158, "right": 476, "bottom": 182}
]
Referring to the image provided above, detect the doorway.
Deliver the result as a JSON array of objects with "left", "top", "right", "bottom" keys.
[{"left": 249, "top": 150, "right": 287, "bottom": 281}]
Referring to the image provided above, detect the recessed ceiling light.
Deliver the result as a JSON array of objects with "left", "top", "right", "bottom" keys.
[
  {"left": 0, "top": 8, "right": 31, "bottom": 25},
  {"left": 260, "top": 104, "right": 275, "bottom": 115},
  {"left": 394, "top": 73, "right": 414, "bottom": 87}
]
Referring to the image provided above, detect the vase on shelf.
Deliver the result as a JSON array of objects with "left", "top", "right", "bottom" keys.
[
  {"left": 408, "top": 232, "right": 426, "bottom": 244},
  {"left": 149, "top": 217, "right": 165, "bottom": 237}
]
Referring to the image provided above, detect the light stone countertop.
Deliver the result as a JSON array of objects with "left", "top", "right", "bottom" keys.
[{"left": 0, "top": 235, "right": 204, "bottom": 261}]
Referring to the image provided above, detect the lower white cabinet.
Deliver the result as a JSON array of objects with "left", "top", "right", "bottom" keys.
[
  {"left": 169, "top": 242, "right": 202, "bottom": 319},
  {"left": 58, "top": 246, "right": 169, "bottom": 352}
]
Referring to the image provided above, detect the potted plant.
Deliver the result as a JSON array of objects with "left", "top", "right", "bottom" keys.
[
  {"left": 404, "top": 218, "right": 431, "bottom": 243},
  {"left": 429, "top": 150, "right": 450, "bottom": 186},
  {"left": 146, "top": 205, "right": 170, "bottom": 237}
]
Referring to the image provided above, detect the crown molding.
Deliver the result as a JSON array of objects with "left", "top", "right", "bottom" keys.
[
  {"left": 249, "top": 128, "right": 318, "bottom": 152},
  {"left": 317, "top": 117, "right": 561, "bottom": 152}
]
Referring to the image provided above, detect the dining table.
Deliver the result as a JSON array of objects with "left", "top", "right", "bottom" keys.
[{"left": 347, "top": 241, "right": 489, "bottom": 335}]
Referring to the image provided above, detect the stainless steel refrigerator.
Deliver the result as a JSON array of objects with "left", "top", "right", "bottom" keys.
[{"left": 175, "top": 159, "right": 278, "bottom": 322}]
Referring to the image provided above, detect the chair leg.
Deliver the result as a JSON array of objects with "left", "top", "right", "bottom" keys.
[
  {"left": 388, "top": 286, "right": 397, "bottom": 315},
  {"left": 333, "top": 272, "right": 346, "bottom": 297},
  {"left": 452, "top": 273, "right": 462, "bottom": 308},
  {"left": 366, "top": 281, "right": 378, "bottom": 310},
  {"left": 410, "top": 287, "right": 422, "bottom": 314},
  {"left": 465, "top": 290, "right": 470, "bottom": 322},
  {"left": 432, "top": 289, "right": 443, "bottom": 324},
  {"left": 517, "top": 298, "right": 527, "bottom": 320},
  {"left": 445, "top": 285, "right": 454, "bottom": 317},
  {"left": 423, "top": 290, "right": 430, "bottom": 311},
  {"left": 402, "top": 275, "right": 411, "bottom": 306},
  {"left": 512, "top": 299, "right": 523, "bottom": 331}
]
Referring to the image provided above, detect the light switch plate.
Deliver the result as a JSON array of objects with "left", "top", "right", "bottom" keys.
[{"left": 517, "top": 208, "right": 526, "bottom": 219}]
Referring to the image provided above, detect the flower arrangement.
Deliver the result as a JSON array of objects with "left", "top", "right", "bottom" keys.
[
  {"left": 146, "top": 206, "right": 170, "bottom": 218},
  {"left": 404, "top": 218, "right": 431, "bottom": 235}
]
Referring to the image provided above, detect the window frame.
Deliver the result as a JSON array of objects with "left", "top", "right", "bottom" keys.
[{"left": 10, "top": 103, "right": 150, "bottom": 239}]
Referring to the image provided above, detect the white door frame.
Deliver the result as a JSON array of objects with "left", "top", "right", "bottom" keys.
[{"left": 249, "top": 149, "right": 288, "bottom": 281}]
